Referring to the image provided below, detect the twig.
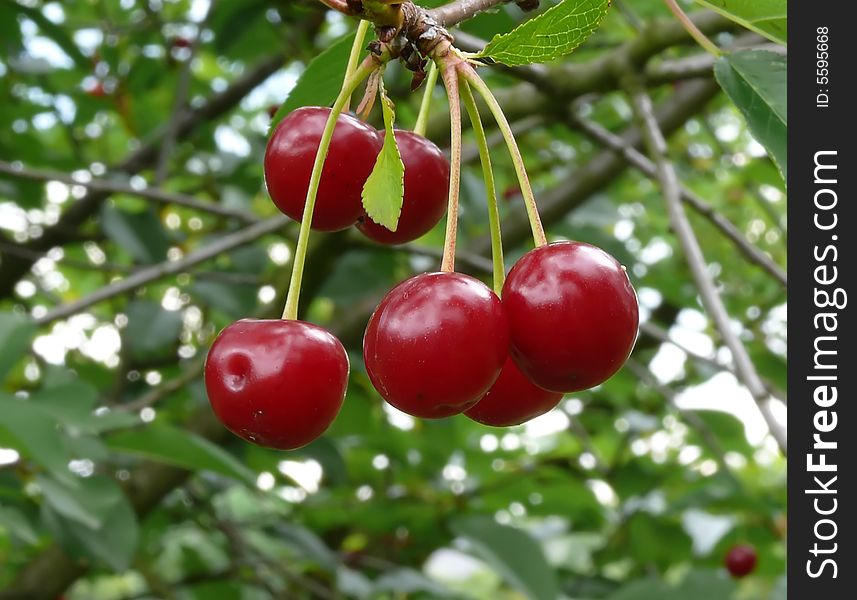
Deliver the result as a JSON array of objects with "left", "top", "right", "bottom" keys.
[
  {"left": 625, "top": 79, "right": 786, "bottom": 452},
  {"left": 663, "top": 0, "right": 721, "bottom": 57},
  {"left": 626, "top": 359, "right": 737, "bottom": 480},
  {"left": 154, "top": 2, "right": 213, "bottom": 185},
  {"left": 119, "top": 360, "right": 205, "bottom": 413},
  {"left": 565, "top": 113, "right": 787, "bottom": 286},
  {"left": 33, "top": 216, "right": 290, "bottom": 326},
  {"left": 0, "top": 160, "right": 259, "bottom": 223},
  {"left": 428, "top": 0, "right": 513, "bottom": 28}
]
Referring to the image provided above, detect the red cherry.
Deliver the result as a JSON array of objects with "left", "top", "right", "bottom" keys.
[
  {"left": 725, "top": 544, "right": 758, "bottom": 578},
  {"left": 363, "top": 272, "right": 509, "bottom": 418},
  {"left": 87, "top": 82, "right": 107, "bottom": 98},
  {"left": 172, "top": 37, "right": 192, "bottom": 49},
  {"left": 204, "top": 319, "right": 349, "bottom": 450},
  {"left": 264, "top": 107, "right": 382, "bottom": 231},
  {"left": 357, "top": 130, "right": 449, "bottom": 244},
  {"left": 502, "top": 241, "right": 639, "bottom": 393},
  {"left": 465, "top": 356, "right": 564, "bottom": 426}
]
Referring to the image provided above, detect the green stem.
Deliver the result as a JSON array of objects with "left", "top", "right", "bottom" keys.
[
  {"left": 439, "top": 63, "right": 463, "bottom": 273},
  {"left": 663, "top": 0, "right": 721, "bottom": 57},
  {"left": 413, "top": 62, "right": 439, "bottom": 137},
  {"left": 282, "top": 57, "right": 379, "bottom": 320},
  {"left": 460, "top": 64, "right": 547, "bottom": 247},
  {"left": 343, "top": 20, "right": 371, "bottom": 112},
  {"left": 459, "top": 78, "right": 504, "bottom": 295}
]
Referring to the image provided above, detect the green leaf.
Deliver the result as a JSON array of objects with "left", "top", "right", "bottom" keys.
[
  {"left": 0, "top": 312, "right": 35, "bottom": 381},
  {"left": 123, "top": 300, "right": 183, "bottom": 362},
  {"left": 40, "top": 475, "right": 139, "bottom": 571},
  {"left": 694, "top": 0, "right": 786, "bottom": 45},
  {"left": 100, "top": 205, "right": 171, "bottom": 264},
  {"left": 0, "top": 506, "right": 39, "bottom": 544},
  {"left": 14, "top": 4, "right": 91, "bottom": 70},
  {"left": 270, "top": 32, "right": 357, "bottom": 132},
  {"left": 715, "top": 50, "right": 786, "bottom": 178},
  {"left": 0, "top": 393, "right": 70, "bottom": 478},
  {"left": 478, "top": 0, "right": 611, "bottom": 66},
  {"left": 686, "top": 409, "right": 753, "bottom": 455},
  {"left": 361, "top": 80, "right": 404, "bottom": 232},
  {"left": 451, "top": 516, "right": 559, "bottom": 600},
  {"left": 105, "top": 424, "right": 255, "bottom": 485},
  {"left": 36, "top": 475, "right": 105, "bottom": 529},
  {"left": 375, "top": 568, "right": 457, "bottom": 597}
]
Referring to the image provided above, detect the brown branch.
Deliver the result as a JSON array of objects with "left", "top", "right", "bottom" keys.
[
  {"left": 428, "top": 0, "right": 512, "bottom": 27},
  {"left": 565, "top": 112, "right": 787, "bottom": 286},
  {"left": 32, "top": 216, "right": 290, "bottom": 327},
  {"left": 625, "top": 77, "right": 786, "bottom": 453},
  {"left": 0, "top": 53, "right": 285, "bottom": 300},
  {"left": 0, "top": 160, "right": 259, "bottom": 223}
]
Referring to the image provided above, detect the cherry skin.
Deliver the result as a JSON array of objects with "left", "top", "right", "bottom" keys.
[
  {"left": 502, "top": 241, "right": 639, "bottom": 393},
  {"left": 204, "top": 319, "right": 349, "bottom": 450},
  {"left": 363, "top": 272, "right": 509, "bottom": 418},
  {"left": 357, "top": 130, "right": 449, "bottom": 244},
  {"left": 465, "top": 355, "right": 564, "bottom": 427},
  {"left": 264, "top": 107, "right": 382, "bottom": 232},
  {"left": 724, "top": 544, "right": 758, "bottom": 578}
]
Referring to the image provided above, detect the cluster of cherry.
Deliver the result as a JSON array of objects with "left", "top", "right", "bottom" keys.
[{"left": 204, "top": 108, "right": 638, "bottom": 451}]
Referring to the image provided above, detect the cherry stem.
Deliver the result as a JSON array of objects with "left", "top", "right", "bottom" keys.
[
  {"left": 413, "top": 61, "right": 439, "bottom": 137},
  {"left": 460, "top": 64, "right": 547, "bottom": 247},
  {"left": 317, "top": 0, "right": 353, "bottom": 16},
  {"left": 343, "top": 20, "right": 371, "bottom": 113},
  {"left": 439, "top": 62, "right": 463, "bottom": 273},
  {"left": 663, "top": 0, "right": 721, "bottom": 57},
  {"left": 282, "top": 56, "right": 380, "bottom": 321},
  {"left": 459, "top": 77, "right": 504, "bottom": 295}
]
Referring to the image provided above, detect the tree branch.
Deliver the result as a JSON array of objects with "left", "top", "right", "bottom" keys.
[
  {"left": 32, "top": 216, "right": 290, "bottom": 327},
  {"left": 428, "top": 0, "right": 513, "bottom": 28},
  {"left": 564, "top": 112, "right": 787, "bottom": 286},
  {"left": 625, "top": 79, "right": 786, "bottom": 452},
  {"left": 0, "top": 160, "right": 259, "bottom": 223},
  {"left": 0, "top": 53, "right": 285, "bottom": 300}
]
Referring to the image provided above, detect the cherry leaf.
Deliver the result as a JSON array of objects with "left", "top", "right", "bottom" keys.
[
  {"left": 361, "top": 80, "right": 404, "bottom": 231},
  {"left": 478, "top": 0, "right": 611, "bottom": 67}
]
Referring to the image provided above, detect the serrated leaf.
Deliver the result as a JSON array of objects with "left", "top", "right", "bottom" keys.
[
  {"left": 361, "top": 80, "right": 404, "bottom": 231},
  {"left": 105, "top": 424, "right": 255, "bottom": 485},
  {"left": 694, "top": 0, "right": 786, "bottom": 45},
  {"left": 270, "top": 32, "right": 358, "bottom": 133},
  {"left": 715, "top": 50, "right": 786, "bottom": 178},
  {"left": 451, "top": 516, "right": 559, "bottom": 600},
  {"left": 478, "top": 0, "right": 611, "bottom": 66}
]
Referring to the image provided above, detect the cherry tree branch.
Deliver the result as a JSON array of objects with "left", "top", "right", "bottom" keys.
[
  {"left": 317, "top": 0, "right": 353, "bottom": 14},
  {"left": 0, "top": 160, "right": 259, "bottom": 223},
  {"left": 625, "top": 79, "right": 786, "bottom": 453},
  {"left": 564, "top": 112, "right": 787, "bottom": 287},
  {"left": 428, "top": 0, "right": 512, "bottom": 27},
  {"left": 32, "top": 216, "right": 290, "bottom": 327}
]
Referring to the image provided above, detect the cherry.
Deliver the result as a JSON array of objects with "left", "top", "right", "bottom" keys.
[
  {"left": 724, "top": 544, "right": 758, "bottom": 578},
  {"left": 204, "top": 319, "right": 349, "bottom": 450},
  {"left": 502, "top": 241, "right": 639, "bottom": 393},
  {"left": 171, "top": 36, "right": 192, "bottom": 49},
  {"left": 357, "top": 130, "right": 449, "bottom": 244},
  {"left": 465, "top": 355, "right": 564, "bottom": 426},
  {"left": 264, "top": 107, "right": 382, "bottom": 231},
  {"left": 363, "top": 272, "right": 509, "bottom": 418},
  {"left": 86, "top": 81, "right": 107, "bottom": 98}
]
